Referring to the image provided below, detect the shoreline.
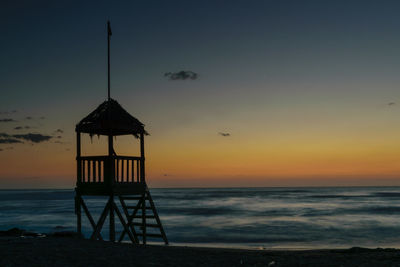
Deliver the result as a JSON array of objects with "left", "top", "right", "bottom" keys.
[
  {"left": 1, "top": 232, "right": 400, "bottom": 266},
  {"left": 3, "top": 227, "right": 400, "bottom": 252}
]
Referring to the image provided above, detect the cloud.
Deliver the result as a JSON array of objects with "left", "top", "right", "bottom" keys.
[
  {"left": 218, "top": 132, "right": 231, "bottom": 137},
  {"left": 0, "top": 138, "right": 23, "bottom": 144},
  {"left": 24, "top": 116, "right": 44, "bottom": 120},
  {"left": 388, "top": 102, "right": 396, "bottom": 106},
  {"left": 0, "top": 119, "right": 16, "bottom": 122},
  {"left": 0, "top": 132, "right": 52, "bottom": 144},
  {"left": 0, "top": 110, "right": 17, "bottom": 115},
  {"left": 164, "top": 71, "right": 198, "bottom": 80},
  {"left": 12, "top": 133, "right": 52, "bottom": 143},
  {"left": 55, "top": 129, "right": 63, "bottom": 134},
  {"left": 15, "top": 126, "right": 31, "bottom": 130}
]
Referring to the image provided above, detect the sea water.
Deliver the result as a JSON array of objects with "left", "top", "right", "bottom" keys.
[{"left": 1, "top": 187, "right": 400, "bottom": 249}]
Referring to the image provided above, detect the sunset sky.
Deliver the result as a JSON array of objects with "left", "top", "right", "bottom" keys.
[{"left": 1, "top": 0, "right": 400, "bottom": 188}]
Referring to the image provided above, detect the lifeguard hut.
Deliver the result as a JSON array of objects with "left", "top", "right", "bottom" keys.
[{"left": 74, "top": 21, "right": 168, "bottom": 245}]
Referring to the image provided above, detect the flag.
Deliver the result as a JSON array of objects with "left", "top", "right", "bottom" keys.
[{"left": 107, "top": 21, "right": 112, "bottom": 36}]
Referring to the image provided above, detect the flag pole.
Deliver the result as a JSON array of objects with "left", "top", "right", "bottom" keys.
[{"left": 107, "top": 20, "right": 111, "bottom": 101}]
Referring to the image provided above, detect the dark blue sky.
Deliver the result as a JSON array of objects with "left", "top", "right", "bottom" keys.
[{"left": 3, "top": 1, "right": 400, "bottom": 103}]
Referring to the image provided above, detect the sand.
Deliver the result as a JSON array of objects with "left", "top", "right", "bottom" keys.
[
  {"left": 0, "top": 228, "right": 400, "bottom": 267},
  {"left": 1, "top": 233, "right": 400, "bottom": 267}
]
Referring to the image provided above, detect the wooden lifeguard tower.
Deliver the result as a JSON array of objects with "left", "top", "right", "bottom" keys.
[{"left": 74, "top": 21, "right": 168, "bottom": 245}]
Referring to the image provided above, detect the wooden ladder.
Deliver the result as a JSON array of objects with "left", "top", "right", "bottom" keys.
[{"left": 118, "top": 188, "right": 168, "bottom": 245}]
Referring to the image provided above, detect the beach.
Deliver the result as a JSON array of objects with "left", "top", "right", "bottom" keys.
[{"left": 1, "top": 234, "right": 400, "bottom": 267}]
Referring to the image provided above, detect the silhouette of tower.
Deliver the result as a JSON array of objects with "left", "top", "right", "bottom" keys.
[{"left": 74, "top": 21, "right": 168, "bottom": 245}]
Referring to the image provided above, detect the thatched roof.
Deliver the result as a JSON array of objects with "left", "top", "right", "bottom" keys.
[{"left": 76, "top": 99, "right": 148, "bottom": 137}]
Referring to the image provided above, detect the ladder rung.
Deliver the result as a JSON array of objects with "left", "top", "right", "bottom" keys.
[
  {"left": 137, "top": 233, "right": 163, "bottom": 238},
  {"left": 132, "top": 223, "right": 160, "bottom": 228}
]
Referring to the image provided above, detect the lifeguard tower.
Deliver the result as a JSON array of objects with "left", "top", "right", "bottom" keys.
[{"left": 74, "top": 21, "right": 168, "bottom": 245}]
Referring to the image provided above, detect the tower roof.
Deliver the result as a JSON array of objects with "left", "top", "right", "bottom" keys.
[{"left": 76, "top": 99, "right": 148, "bottom": 137}]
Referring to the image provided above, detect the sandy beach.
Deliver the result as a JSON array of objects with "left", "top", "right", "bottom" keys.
[{"left": 1, "top": 232, "right": 400, "bottom": 267}]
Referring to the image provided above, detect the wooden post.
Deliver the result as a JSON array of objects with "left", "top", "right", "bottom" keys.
[
  {"left": 108, "top": 134, "right": 115, "bottom": 241},
  {"left": 109, "top": 195, "right": 115, "bottom": 242},
  {"left": 140, "top": 133, "right": 145, "bottom": 183},
  {"left": 107, "top": 20, "right": 111, "bottom": 100}
]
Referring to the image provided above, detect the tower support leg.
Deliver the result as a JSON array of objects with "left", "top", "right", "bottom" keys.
[
  {"left": 119, "top": 196, "right": 140, "bottom": 243},
  {"left": 109, "top": 194, "right": 115, "bottom": 242},
  {"left": 90, "top": 201, "right": 110, "bottom": 240},
  {"left": 80, "top": 197, "right": 104, "bottom": 240},
  {"left": 141, "top": 192, "right": 147, "bottom": 245}
]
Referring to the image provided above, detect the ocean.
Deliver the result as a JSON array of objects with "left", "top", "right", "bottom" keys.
[{"left": 1, "top": 187, "right": 400, "bottom": 249}]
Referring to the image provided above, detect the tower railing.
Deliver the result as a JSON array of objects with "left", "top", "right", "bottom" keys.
[{"left": 77, "top": 155, "right": 144, "bottom": 184}]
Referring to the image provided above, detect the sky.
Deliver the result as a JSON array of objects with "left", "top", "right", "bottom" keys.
[{"left": 1, "top": 0, "right": 400, "bottom": 188}]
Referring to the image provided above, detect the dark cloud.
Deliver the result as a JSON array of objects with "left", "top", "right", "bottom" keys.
[
  {"left": 218, "top": 132, "right": 231, "bottom": 137},
  {"left": 40, "top": 116, "right": 45, "bottom": 120},
  {"left": 164, "top": 71, "right": 198, "bottom": 80},
  {"left": 55, "top": 129, "right": 64, "bottom": 134},
  {"left": 0, "top": 131, "right": 52, "bottom": 145},
  {"left": 15, "top": 126, "right": 31, "bottom": 130},
  {"left": 0, "top": 110, "right": 17, "bottom": 115},
  {"left": 0, "top": 119, "right": 16, "bottom": 122},
  {"left": 388, "top": 102, "right": 396, "bottom": 106},
  {"left": 25, "top": 116, "right": 32, "bottom": 120},
  {"left": 57, "top": 136, "right": 62, "bottom": 139},
  {"left": 0, "top": 133, "right": 11, "bottom": 138},
  {"left": 0, "top": 138, "right": 23, "bottom": 144},
  {"left": 0, "top": 149, "right": 2, "bottom": 151},
  {"left": 13, "top": 133, "right": 52, "bottom": 143}
]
